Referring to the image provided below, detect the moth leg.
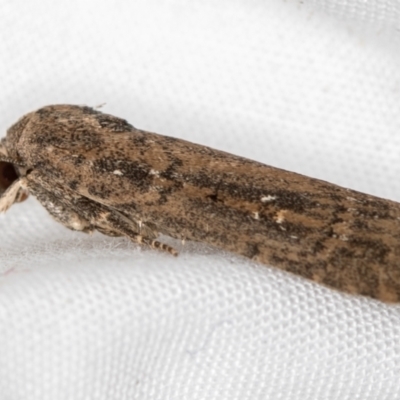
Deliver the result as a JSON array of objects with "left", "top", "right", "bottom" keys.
[
  {"left": 138, "top": 234, "right": 178, "bottom": 256},
  {"left": 40, "top": 198, "right": 94, "bottom": 234},
  {"left": 97, "top": 211, "right": 178, "bottom": 256},
  {"left": 0, "top": 177, "right": 28, "bottom": 213},
  {"left": 23, "top": 176, "right": 94, "bottom": 233},
  {"left": 25, "top": 170, "right": 177, "bottom": 256},
  {"left": 107, "top": 206, "right": 158, "bottom": 240}
]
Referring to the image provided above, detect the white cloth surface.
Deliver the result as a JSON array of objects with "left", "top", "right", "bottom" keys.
[{"left": 0, "top": 0, "right": 400, "bottom": 399}]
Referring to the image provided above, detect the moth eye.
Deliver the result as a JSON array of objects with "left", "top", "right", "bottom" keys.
[{"left": 0, "top": 161, "right": 18, "bottom": 193}]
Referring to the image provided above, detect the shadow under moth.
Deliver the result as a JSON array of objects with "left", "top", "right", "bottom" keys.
[{"left": 0, "top": 104, "right": 399, "bottom": 302}]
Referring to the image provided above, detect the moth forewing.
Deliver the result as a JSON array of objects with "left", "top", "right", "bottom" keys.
[{"left": 2, "top": 104, "right": 400, "bottom": 303}]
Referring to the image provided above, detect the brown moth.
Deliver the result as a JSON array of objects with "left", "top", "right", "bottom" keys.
[{"left": 1, "top": 104, "right": 400, "bottom": 302}]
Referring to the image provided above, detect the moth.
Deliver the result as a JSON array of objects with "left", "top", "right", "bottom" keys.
[{"left": 1, "top": 104, "right": 400, "bottom": 302}]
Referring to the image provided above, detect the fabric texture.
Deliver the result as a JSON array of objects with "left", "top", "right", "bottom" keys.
[{"left": 0, "top": 0, "right": 399, "bottom": 399}]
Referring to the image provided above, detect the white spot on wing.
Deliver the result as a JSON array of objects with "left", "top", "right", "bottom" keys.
[
  {"left": 149, "top": 169, "right": 160, "bottom": 176},
  {"left": 275, "top": 210, "right": 286, "bottom": 224},
  {"left": 261, "top": 195, "right": 277, "bottom": 203},
  {"left": 113, "top": 169, "right": 123, "bottom": 176}
]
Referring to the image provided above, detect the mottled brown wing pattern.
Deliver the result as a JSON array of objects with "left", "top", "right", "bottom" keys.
[{"left": 1, "top": 104, "right": 400, "bottom": 302}]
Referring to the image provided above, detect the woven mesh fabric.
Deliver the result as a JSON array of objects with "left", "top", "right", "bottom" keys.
[{"left": 0, "top": 0, "right": 400, "bottom": 399}]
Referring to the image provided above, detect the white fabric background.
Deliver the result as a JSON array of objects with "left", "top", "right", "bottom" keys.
[{"left": 0, "top": 0, "right": 400, "bottom": 399}]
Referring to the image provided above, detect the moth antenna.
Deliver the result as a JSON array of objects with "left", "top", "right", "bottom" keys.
[{"left": 140, "top": 236, "right": 179, "bottom": 256}]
